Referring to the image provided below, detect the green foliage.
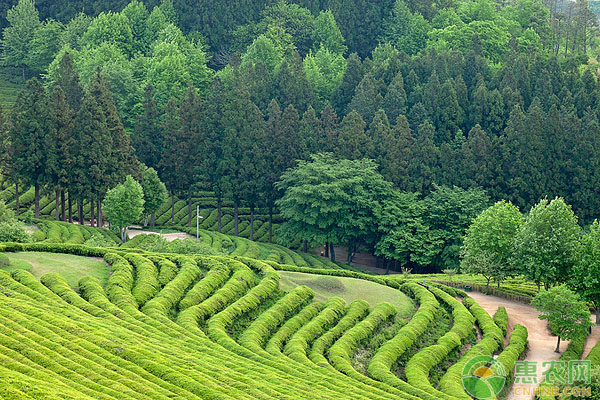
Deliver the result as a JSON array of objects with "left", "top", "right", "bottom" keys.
[
  {"left": 1, "top": 0, "right": 40, "bottom": 72},
  {"left": 0, "top": 200, "right": 15, "bottom": 223},
  {"left": 573, "top": 220, "right": 600, "bottom": 318},
  {"left": 102, "top": 175, "right": 145, "bottom": 242},
  {"left": 531, "top": 285, "right": 592, "bottom": 352},
  {"left": 513, "top": 197, "right": 581, "bottom": 289},
  {"left": 83, "top": 232, "right": 115, "bottom": 248},
  {"left": 276, "top": 154, "right": 394, "bottom": 254},
  {"left": 0, "top": 252, "right": 9, "bottom": 267},
  {"left": 140, "top": 166, "right": 167, "bottom": 222},
  {"left": 462, "top": 200, "right": 524, "bottom": 286}
]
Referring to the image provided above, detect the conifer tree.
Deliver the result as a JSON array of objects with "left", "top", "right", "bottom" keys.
[
  {"left": 382, "top": 72, "right": 407, "bottom": 125},
  {"left": 132, "top": 85, "right": 162, "bottom": 169},
  {"left": 331, "top": 52, "right": 363, "bottom": 114},
  {"left": 7, "top": 78, "right": 51, "bottom": 218},
  {"left": 299, "top": 105, "right": 323, "bottom": 156},
  {"left": 157, "top": 98, "right": 181, "bottom": 225},
  {"left": 53, "top": 52, "right": 84, "bottom": 112},
  {"left": 48, "top": 86, "right": 75, "bottom": 222},
  {"left": 347, "top": 74, "right": 381, "bottom": 124},
  {"left": 320, "top": 102, "right": 340, "bottom": 153},
  {"left": 337, "top": 110, "right": 370, "bottom": 160}
]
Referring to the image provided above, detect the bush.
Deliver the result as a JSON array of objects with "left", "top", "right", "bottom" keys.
[
  {"left": 0, "top": 252, "right": 10, "bottom": 267},
  {"left": 0, "top": 200, "right": 15, "bottom": 223},
  {"left": 0, "top": 222, "right": 29, "bottom": 243},
  {"left": 84, "top": 232, "right": 115, "bottom": 248}
]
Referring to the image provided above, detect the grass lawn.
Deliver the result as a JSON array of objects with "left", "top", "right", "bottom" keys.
[
  {"left": 278, "top": 271, "right": 414, "bottom": 318},
  {"left": 2, "top": 252, "right": 110, "bottom": 289}
]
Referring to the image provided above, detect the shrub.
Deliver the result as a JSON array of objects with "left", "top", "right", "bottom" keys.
[
  {"left": 84, "top": 232, "right": 115, "bottom": 248},
  {"left": 0, "top": 200, "right": 15, "bottom": 223},
  {"left": 0, "top": 222, "right": 29, "bottom": 243},
  {"left": 0, "top": 252, "right": 10, "bottom": 267}
]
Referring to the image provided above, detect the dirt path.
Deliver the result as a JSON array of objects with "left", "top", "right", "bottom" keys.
[
  {"left": 582, "top": 324, "right": 600, "bottom": 359},
  {"left": 128, "top": 230, "right": 192, "bottom": 242},
  {"left": 468, "top": 292, "right": 567, "bottom": 400}
]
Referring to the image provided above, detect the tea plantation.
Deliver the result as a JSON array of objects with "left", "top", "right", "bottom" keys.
[{"left": 0, "top": 240, "right": 534, "bottom": 399}]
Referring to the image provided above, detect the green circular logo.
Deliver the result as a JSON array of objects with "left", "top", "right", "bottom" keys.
[{"left": 461, "top": 355, "right": 507, "bottom": 399}]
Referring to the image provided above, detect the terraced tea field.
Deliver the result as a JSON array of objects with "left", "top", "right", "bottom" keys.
[{"left": 0, "top": 241, "right": 535, "bottom": 399}]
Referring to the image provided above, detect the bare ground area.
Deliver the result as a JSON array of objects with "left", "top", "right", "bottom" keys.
[
  {"left": 127, "top": 230, "right": 192, "bottom": 242},
  {"left": 468, "top": 292, "right": 569, "bottom": 400}
]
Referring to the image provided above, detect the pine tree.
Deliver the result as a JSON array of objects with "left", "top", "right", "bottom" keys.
[
  {"left": 157, "top": 98, "right": 181, "bottom": 225},
  {"left": 299, "top": 105, "right": 323, "bottom": 156},
  {"left": 7, "top": 78, "right": 51, "bottom": 218},
  {"left": 48, "top": 86, "right": 75, "bottom": 222},
  {"left": 53, "top": 52, "right": 84, "bottom": 112},
  {"left": 382, "top": 72, "right": 407, "bottom": 125},
  {"left": 274, "top": 52, "right": 313, "bottom": 113},
  {"left": 391, "top": 115, "right": 415, "bottom": 190},
  {"left": 198, "top": 78, "right": 228, "bottom": 232},
  {"left": 320, "top": 102, "right": 340, "bottom": 153},
  {"left": 132, "top": 85, "right": 162, "bottom": 169},
  {"left": 72, "top": 79, "right": 112, "bottom": 226},
  {"left": 331, "top": 52, "right": 363, "bottom": 114},
  {"left": 347, "top": 74, "right": 381, "bottom": 124},
  {"left": 337, "top": 110, "right": 370, "bottom": 160},
  {"left": 461, "top": 124, "right": 492, "bottom": 189},
  {"left": 411, "top": 122, "right": 439, "bottom": 193}
]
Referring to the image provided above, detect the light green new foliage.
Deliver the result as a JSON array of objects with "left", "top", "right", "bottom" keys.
[
  {"left": 141, "top": 166, "right": 167, "bottom": 223},
  {"left": 103, "top": 175, "right": 145, "bottom": 243},
  {"left": 512, "top": 197, "right": 581, "bottom": 289},
  {"left": 1, "top": 0, "right": 40, "bottom": 73},
  {"left": 573, "top": 220, "right": 600, "bottom": 324},
  {"left": 462, "top": 200, "right": 524, "bottom": 288},
  {"left": 531, "top": 285, "right": 592, "bottom": 353}
]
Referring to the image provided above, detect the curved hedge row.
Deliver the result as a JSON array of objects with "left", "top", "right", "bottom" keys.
[
  {"left": 176, "top": 260, "right": 256, "bottom": 331},
  {"left": 284, "top": 297, "right": 348, "bottom": 363},
  {"left": 178, "top": 259, "right": 230, "bottom": 311},
  {"left": 126, "top": 253, "right": 160, "bottom": 307},
  {"left": 309, "top": 299, "right": 370, "bottom": 369},
  {"left": 368, "top": 283, "right": 439, "bottom": 387},
  {"left": 239, "top": 286, "right": 315, "bottom": 354},
  {"left": 495, "top": 324, "right": 528, "bottom": 383},
  {"left": 266, "top": 302, "right": 323, "bottom": 355},
  {"left": 404, "top": 286, "right": 475, "bottom": 397},
  {"left": 493, "top": 306, "right": 509, "bottom": 337},
  {"left": 438, "top": 296, "right": 504, "bottom": 400}
]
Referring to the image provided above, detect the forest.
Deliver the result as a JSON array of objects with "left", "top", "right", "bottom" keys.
[{"left": 2, "top": 0, "right": 600, "bottom": 272}]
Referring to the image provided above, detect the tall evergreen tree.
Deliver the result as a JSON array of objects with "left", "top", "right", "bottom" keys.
[
  {"left": 337, "top": 110, "right": 370, "bottom": 160},
  {"left": 331, "top": 52, "right": 363, "bottom": 114},
  {"left": 53, "top": 52, "right": 84, "bottom": 112},
  {"left": 132, "top": 85, "right": 162, "bottom": 169},
  {"left": 347, "top": 74, "right": 381, "bottom": 124},
  {"left": 7, "top": 78, "right": 51, "bottom": 218},
  {"left": 382, "top": 72, "right": 407, "bottom": 125}
]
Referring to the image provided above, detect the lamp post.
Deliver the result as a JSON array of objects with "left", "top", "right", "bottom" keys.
[{"left": 196, "top": 205, "right": 203, "bottom": 241}]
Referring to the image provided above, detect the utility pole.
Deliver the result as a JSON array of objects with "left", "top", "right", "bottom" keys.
[{"left": 196, "top": 205, "right": 199, "bottom": 241}]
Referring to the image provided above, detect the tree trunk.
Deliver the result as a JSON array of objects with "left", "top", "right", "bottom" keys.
[
  {"left": 385, "top": 258, "right": 391, "bottom": 275},
  {"left": 596, "top": 308, "right": 599, "bottom": 326},
  {"left": 329, "top": 243, "right": 335, "bottom": 262},
  {"left": 347, "top": 244, "right": 353, "bottom": 264},
  {"left": 34, "top": 184, "right": 40, "bottom": 218},
  {"left": 15, "top": 182, "right": 19, "bottom": 217},
  {"left": 121, "top": 228, "right": 127, "bottom": 243},
  {"left": 78, "top": 200, "right": 83, "bottom": 225},
  {"left": 250, "top": 208, "right": 254, "bottom": 241},
  {"left": 303, "top": 240, "right": 307, "bottom": 253},
  {"left": 324, "top": 242, "right": 329, "bottom": 258},
  {"left": 217, "top": 201, "right": 222, "bottom": 232},
  {"left": 375, "top": 256, "right": 380, "bottom": 269},
  {"left": 60, "top": 189, "right": 66, "bottom": 221},
  {"left": 90, "top": 197, "right": 95, "bottom": 227},
  {"left": 97, "top": 198, "right": 102, "bottom": 227},
  {"left": 555, "top": 336, "right": 561, "bottom": 353},
  {"left": 171, "top": 192, "right": 175, "bottom": 225},
  {"left": 268, "top": 207, "right": 273, "bottom": 243},
  {"left": 68, "top": 195, "right": 73, "bottom": 223},
  {"left": 55, "top": 189, "right": 60, "bottom": 220},
  {"left": 150, "top": 212, "right": 155, "bottom": 227},
  {"left": 187, "top": 187, "right": 192, "bottom": 226},
  {"left": 234, "top": 202, "right": 239, "bottom": 236}
]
